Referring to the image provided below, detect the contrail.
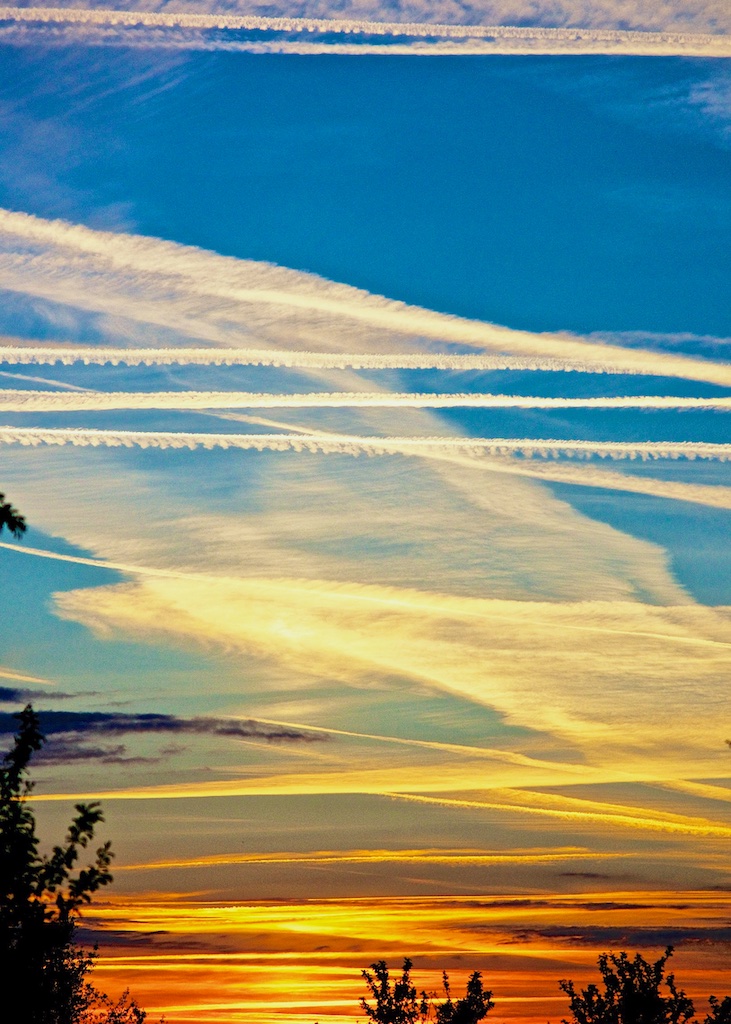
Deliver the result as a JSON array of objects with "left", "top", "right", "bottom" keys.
[
  {"left": 1, "top": 209, "right": 730, "bottom": 387},
  {"left": 116, "top": 846, "right": 614, "bottom": 872},
  {"left": 0, "top": 369, "right": 92, "bottom": 390},
  {"left": 0, "top": 665, "right": 54, "bottom": 685},
  {"left": 0, "top": 7, "right": 728, "bottom": 55},
  {"left": 2, "top": 388, "right": 730, "bottom": 412},
  {"left": 468, "top": 458, "right": 731, "bottom": 511},
  {"left": 211, "top": 413, "right": 731, "bottom": 511},
  {"left": 0, "top": 345, "right": 668, "bottom": 375},
  {"left": 0, "top": 424, "right": 729, "bottom": 460},
  {"left": 28, "top": 776, "right": 731, "bottom": 835},
  {"left": 382, "top": 792, "right": 731, "bottom": 838},
  {"left": 0, "top": 539, "right": 207, "bottom": 580},
  {"left": 248, "top": 715, "right": 602, "bottom": 777},
  {"left": 4, "top": 542, "right": 730, "bottom": 660}
]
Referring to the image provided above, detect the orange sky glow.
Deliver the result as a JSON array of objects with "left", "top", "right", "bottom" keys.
[
  {"left": 85, "top": 891, "right": 731, "bottom": 1023},
  {"left": 1, "top": 33, "right": 730, "bottom": 1024}
]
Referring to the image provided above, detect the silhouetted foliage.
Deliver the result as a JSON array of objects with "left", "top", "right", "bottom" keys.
[
  {"left": 359, "top": 960, "right": 493, "bottom": 1024},
  {"left": 0, "top": 704, "right": 153, "bottom": 1023},
  {"left": 84, "top": 990, "right": 149, "bottom": 1024},
  {"left": 437, "top": 970, "right": 494, "bottom": 1024},
  {"left": 355, "top": 951, "right": 731, "bottom": 1024},
  {"left": 361, "top": 959, "right": 430, "bottom": 1024},
  {"left": 705, "top": 998, "right": 731, "bottom": 1024},
  {"left": 0, "top": 491, "right": 26, "bottom": 538},
  {"left": 560, "top": 948, "right": 695, "bottom": 1024}
]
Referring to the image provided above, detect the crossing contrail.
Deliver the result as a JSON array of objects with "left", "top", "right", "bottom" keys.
[
  {"left": 215, "top": 412, "right": 731, "bottom": 510},
  {"left": 0, "top": 424, "right": 729, "bottom": 461},
  {"left": 1, "top": 208, "right": 730, "bottom": 387},
  {"left": 1, "top": 388, "right": 730, "bottom": 412}
]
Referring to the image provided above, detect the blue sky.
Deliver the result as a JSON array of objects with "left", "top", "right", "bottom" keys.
[
  {"left": 0, "top": 8, "right": 731, "bottom": 1021},
  {"left": 2, "top": 50, "right": 731, "bottom": 334}
]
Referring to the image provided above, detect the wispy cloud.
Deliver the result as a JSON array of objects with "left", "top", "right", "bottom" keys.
[
  {"left": 0, "top": 369, "right": 93, "bottom": 390},
  {"left": 204, "top": 412, "right": 731, "bottom": 511},
  {"left": 36, "top": 737, "right": 157, "bottom": 765},
  {"left": 77, "top": 889, "right": 731, "bottom": 1023},
  {"left": 0, "top": 708, "right": 326, "bottom": 743},
  {"left": 1, "top": 26, "right": 729, "bottom": 1008},
  {"left": 3, "top": 428, "right": 731, "bottom": 522},
  {"left": 0, "top": 209, "right": 725, "bottom": 797},
  {"left": 382, "top": 791, "right": 731, "bottom": 839},
  {"left": 5, "top": 0, "right": 731, "bottom": 34},
  {"left": 29, "top": 769, "right": 731, "bottom": 838},
  {"left": 0, "top": 426, "right": 685, "bottom": 610},
  {"left": 0, "top": 664, "right": 54, "bottom": 685},
  {"left": 116, "top": 846, "right": 619, "bottom": 872},
  {"left": 0, "top": 707, "right": 325, "bottom": 766},
  {"left": 47, "top": 573, "right": 731, "bottom": 773},
  {"left": 0, "top": 685, "right": 92, "bottom": 701},
  {"left": 0, "top": 211, "right": 704, "bottom": 641},
  {"left": 421, "top": 451, "right": 731, "bottom": 511},
  {"left": 0, "top": 209, "right": 729, "bottom": 386}
]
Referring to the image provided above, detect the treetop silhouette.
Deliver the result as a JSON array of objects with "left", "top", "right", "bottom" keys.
[
  {"left": 0, "top": 491, "right": 26, "bottom": 538},
  {"left": 560, "top": 947, "right": 731, "bottom": 1024},
  {"left": 359, "top": 959, "right": 493, "bottom": 1024}
]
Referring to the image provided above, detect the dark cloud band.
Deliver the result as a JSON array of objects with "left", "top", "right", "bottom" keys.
[{"left": 0, "top": 709, "right": 326, "bottom": 765}]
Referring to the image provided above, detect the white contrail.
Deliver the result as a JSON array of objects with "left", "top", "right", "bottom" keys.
[
  {"left": 470, "top": 458, "right": 731, "bottom": 511},
  {"left": 214, "top": 413, "right": 731, "bottom": 511},
  {"left": 0, "top": 7, "right": 728, "bottom": 55},
  {"left": 1, "top": 388, "right": 730, "bottom": 412},
  {"left": 0, "top": 539, "right": 209, "bottom": 580},
  {"left": 0, "top": 345, "right": 666, "bottom": 375},
  {"left": 0, "top": 664, "right": 54, "bottom": 685},
  {"left": 201, "top": 413, "right": 731, "bottom": 511},
  {"left": 0, "top": 368, "right": 92, "bottom": 390},
  {"left": 0, "top": 424, "right": 729, "bottom": 461},
  {"left": 1, "top": 209, "right": 730, "bottom": 388}
]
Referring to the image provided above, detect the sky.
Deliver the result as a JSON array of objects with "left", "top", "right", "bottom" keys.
[{"left": 0, "top": 3, "right": 730, "bottom": 1022}]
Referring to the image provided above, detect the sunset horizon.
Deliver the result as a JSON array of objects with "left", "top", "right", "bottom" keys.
[{"left": 1, "top": 5, "right": 730, "bottom": 1019}]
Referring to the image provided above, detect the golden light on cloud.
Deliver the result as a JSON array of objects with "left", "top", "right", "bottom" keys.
[
  {"left": 2, "top": 57, "right": 731, "bottom": 1024},
  {"left": 51, "top": 575, "right": 731, "bottom": 770},
  {"left": 381, "top": 791, "right": 731, "bottom": 838},
  {"left": 116, "top": 846, "right": 619, "bottom": 872},
  {"left": 32, "top": 775, "right": 731, "bottom": 840},
  {"left": 82, "top": 891, "right": 731, "bottom": 1024},
  {"left": 0, "top": 664, "right": 53, "bottom": 685}
]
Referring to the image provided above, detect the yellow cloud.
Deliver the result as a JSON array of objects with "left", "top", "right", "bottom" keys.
[
  {"left": 117, "top": 846, "right": 614, "bottom": 872},
  {"left": 0, "top": 664, "right": 53, "bottom": 685},
  {"left": 53, "top": 575, "right": 731, "bottom": 771},
  {"left": 83, "top": 889, "right": 731, "bottom": 1024}
]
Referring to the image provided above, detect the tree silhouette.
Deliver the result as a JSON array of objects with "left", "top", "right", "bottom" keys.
[
  {"left": 0, "top": 704, "right": 152, "bottom": 1023},
  {"left": 560, "top": 947, "right": 703, "bottom": 1024},
  {"left": 359, "top": 959, "right": 493, "bottom": 1024},
  {"left": 706, "top": 998, "right": 731, "bottom": 1024},
  {"left": 0, "top": 492, "right": 26, "bottom": 538},
  {"left": 360, "top": 959, "right": 430, "bottom": 1024},
  {"left": 436, "top": 970, "right": 494, "bottom": 1024}
]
